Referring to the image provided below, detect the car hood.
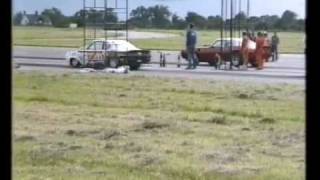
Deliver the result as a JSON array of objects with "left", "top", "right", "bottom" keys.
[{"left": 108, "top": 42, "right": 141, "bottom": 52}]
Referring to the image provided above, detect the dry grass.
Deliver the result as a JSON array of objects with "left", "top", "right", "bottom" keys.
[
  {"left": 12, "top": 26, "right": 305, "bottom": 53},
  {"left": 13, "top": 71, "right": 305, "bottom": 180}
]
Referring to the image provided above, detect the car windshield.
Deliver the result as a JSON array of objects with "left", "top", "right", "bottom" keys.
[
  {"left": 83, "top": 40, "right": 141, "bottom": 51},
  {"left": 212, "top": 40, "right": 241, "bottom": 48},
  {"left": 212, "top": 40, "right": 224, "bottom": 48},
  {"left": 86, "top": 41, "right": 104, "bottom": 50},
  {"left": 106, "top": 41, "right": 140, "bottom": 52}
]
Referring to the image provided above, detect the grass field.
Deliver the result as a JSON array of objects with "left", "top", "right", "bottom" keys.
[
  {"left": 13, "top": 71, "right": 305, "bottom": 180},
  {"left": 13, "top": 26, "right": 305, "bottom": 53}
]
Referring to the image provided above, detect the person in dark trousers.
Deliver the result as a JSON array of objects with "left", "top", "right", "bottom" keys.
[
  {"left": 249, "top": 31, "right": 256, "bottom": 42},
  {"left": 241, "top": 32, "right": 250, "bottom": 70},
  {"left": 186, "top": 23, "right": 198, "bottom": 69},
  {"left": 271, "top": 32, "right": 280, "bottom": 61}
]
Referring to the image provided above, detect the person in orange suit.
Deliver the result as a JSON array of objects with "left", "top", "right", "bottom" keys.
[
  {"left": 262, "top": 32, "right": 271, "bottom": 62},
  {"left": 241, "top": 32, "right": 250, "bottom": 70},
  {"left": 255, "top": 32, "right": 265, "bottom": 70}
]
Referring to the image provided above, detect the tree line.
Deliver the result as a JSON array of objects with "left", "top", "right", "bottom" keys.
[{"left": 13, "top": 5, "right": 304, "bottom": 31}]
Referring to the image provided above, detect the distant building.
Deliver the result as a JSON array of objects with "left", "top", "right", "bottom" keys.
[
  {"left": 20, "top": 11, "right": 52, "bottom": 26},
  {"left": 69, "top": 23, "right": 78, "bottom": 29}
]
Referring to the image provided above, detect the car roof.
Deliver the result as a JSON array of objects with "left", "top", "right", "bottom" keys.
[
  {"left": 93, "top": 39, "right": 129, "bottom": 44},
  {"left": 215, "top": 38, "right": 243, "bottom": 41},
  {"left": 91, "top": 39, "right": 141, "bottom": 51}
]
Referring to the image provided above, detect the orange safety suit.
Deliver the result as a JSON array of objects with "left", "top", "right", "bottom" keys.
[
  {"left": 241, "top": 36, "right": 249, "bottom": 66},
  {"left": 255, "top": 37, "right": 265, "bottom": 70},
  {"left": 263, "top": 37, "right": 271, "bottom": 62}
]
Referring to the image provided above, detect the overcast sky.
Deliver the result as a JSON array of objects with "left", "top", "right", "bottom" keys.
[{"left": 13, "top": 0, "right": 306, "bottom": 19}]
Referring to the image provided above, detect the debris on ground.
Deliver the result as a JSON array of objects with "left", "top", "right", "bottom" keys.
[
  {"left": 79, "top": 68, "right": 96, "bottom": 73},
  {"left": 15, "top": 135, "right": 36, "bottom": 142},
  {"left": 78, "top": 66, "right": 129, "bottom": 74},
  {"left": 260, "top": 118, "right": 276, "bottom": 124},
  {"left": 141, "top": 121, "right": 169, "bottom": 130},
  {"left": 13, "top": 63, "right": 20, "bottom": 69},
  {"left": 103, "top": 66, "right": 129, "bottom": 74}
]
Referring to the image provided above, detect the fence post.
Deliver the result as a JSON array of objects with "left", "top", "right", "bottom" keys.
[
  {"left": 177, "top": 55, "right": 181, "bottom": 68},
  {"left": 160, "top": 52, "right": 163, "bottom": 67}
]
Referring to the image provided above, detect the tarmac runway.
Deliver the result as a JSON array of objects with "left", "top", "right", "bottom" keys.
[{"left": 13, "top": 46, "right": 305, "bottom": 85}]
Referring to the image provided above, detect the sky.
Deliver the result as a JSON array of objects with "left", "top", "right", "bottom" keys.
[{"left": 13, "top": 0, "right": 306, "bottom": 19}]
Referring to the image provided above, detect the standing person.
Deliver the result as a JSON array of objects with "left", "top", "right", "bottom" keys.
[
  {"left": 250, "top": 31, "right": 256, "bottom": 42},
  {"left": 185, "top": 23, "right": 198, "bottom": 69},
  {"left": 271, "top": 32, "right": 280, "bottom": 61},
  {"left": 263, "top": 32, "right": 271, "bottom": 62},
  {"left": 241, "top": 32, "right": 250, "bottom": 70},
  {"left": 255, "top": 32, "right": 265, "bottom": 70}
]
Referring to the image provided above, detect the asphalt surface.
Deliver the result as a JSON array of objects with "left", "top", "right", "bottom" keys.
[{"left": 13, "top": 46, "right": 305, "bottom": 85}]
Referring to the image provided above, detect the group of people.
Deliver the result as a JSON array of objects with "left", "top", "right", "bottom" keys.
[
  {"left": 184, "top": 23, "right": 280, "bottom": 70},
  {"left": 241, "top": 31, "right": 280, "bottom": 70}
]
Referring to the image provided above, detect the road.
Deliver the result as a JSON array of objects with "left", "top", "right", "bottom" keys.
[{"left": 13, "top": 46, "right": 305, "bottom": 85}]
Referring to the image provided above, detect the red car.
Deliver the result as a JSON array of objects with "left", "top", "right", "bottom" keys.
[{"left": 181, "top": 38, "right": 271, "bottom": 68}]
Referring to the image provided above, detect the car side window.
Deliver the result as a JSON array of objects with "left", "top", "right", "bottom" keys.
[
  {"left": 105, "top": 43, "right": 111, "bottom": 50},
  {"left": 213, "top": 40, "right": 223, "bottom": 48},
  {"left": 87, "top": 41, "right": 104, "bottom": 50},
  {"left": 223, "top": 41, "right": 228, "bottom": 48}
]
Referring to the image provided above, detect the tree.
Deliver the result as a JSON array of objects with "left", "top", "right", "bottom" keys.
[
  {"left": 281, "top": 10, "right": 297, "bottom": 23},
  {"left": 129, "top": 6, "right": 152, "bottom": 28},
  {"left": 129, "top": 5, "right": 171, "bottom": 28},
  {"left": 148, "top": 5, "right": 171, "bottom": 28},
  {"left": 185, "top": 12, "right": 207, "bottom": 29},
  {"left": 41, "top": 7, "right": 67, "bottom": 27},
  {"left": 13, "top": 12, "right": 23, "bottom": 25},
  {"left": 70, "top": 8, "right": 118, "bottom": 28},
  {"left": 171, "top": 13, "right": 186, "bottom": 29},
  {"left": 207, "top": 15, "right": 222, "bottom": 29},
  {"left": 71, "top": 10, "right": 86, "bottom": 27},
  {"left": 234, "top": 12, "right": 247, "bottom": 29},
  {"left": 279, "top": 10, "right": 297, "bottom": 30}
]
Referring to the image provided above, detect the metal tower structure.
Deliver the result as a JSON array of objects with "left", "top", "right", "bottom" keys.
[
  {"left": 82, "top": 0, "right": 129, "bottom": 64},
  {"left": 220, "top": 0, "right": 250, "bottom": 68},
  {"left": 83, "top": 0, "right": 128, "bottom": 43}
]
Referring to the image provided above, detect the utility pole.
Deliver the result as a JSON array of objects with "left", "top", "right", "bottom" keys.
[
  {"left": 230, "top": 0, "right": 233, "bottom": 69},
  {"left": 247, "top": 0, "right": 250, "bottom": 32},
  {"left": 221, "top": 0, "right": 224, "bottom": 53},
  {"left": 239, "top": 0, "right": 241, "bottom": 37}
]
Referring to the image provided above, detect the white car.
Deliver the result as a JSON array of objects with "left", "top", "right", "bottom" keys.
[{"left": 65, "top": 39, "right": 151, "bottom": 70}]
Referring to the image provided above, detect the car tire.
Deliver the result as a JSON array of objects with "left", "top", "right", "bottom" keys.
[
  {"left": 129, "top": 63, "right": 141, "bottom": 70},
  {"left": 231, "top": 54, "right": 241, "bottom": 67},
  {"left": 93, "top": 62, "right": 106, "bottom": 70},
  {"left": 109, "top": 58, "right": 120, "bottom": 68},
  {"left": 250, "top": 62, "right": 258, "bottom": 67},
  {"left": 208, "top": 61, "right": 216, "bottom": 66},
  {"left": 70, "top": 59, "right": 80, "bottom": 68}
]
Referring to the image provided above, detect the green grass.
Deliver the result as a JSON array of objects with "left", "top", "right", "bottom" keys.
[
  {"left": 13, "top": 26, "right": 305, "bottom": 53},
  {"left": 13, "top": 72, "right": 305, "bottom": 180}
]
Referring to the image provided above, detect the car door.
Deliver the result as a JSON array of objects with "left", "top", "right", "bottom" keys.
[
  {"left": 196, "top": 46, "right": 215, "bottom": 62},
  {"left": 196, "top": 41, "right": 221, "bottom": 62},
  {"left": 210, "top": 40, "right": 227, "bottom": 60},
  {"left": 82, "top": 41, "right": 105, "bottom": 64}
]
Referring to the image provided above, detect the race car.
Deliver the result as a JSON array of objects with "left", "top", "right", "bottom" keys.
[
  {"left": 65, "top": 39, "right": 151, "bottom": 70},
  {"left": 181, "top": 38, "right": 271, "bottom": 67}
]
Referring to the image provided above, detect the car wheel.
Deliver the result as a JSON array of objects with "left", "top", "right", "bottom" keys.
[
  {"left": 231, "top": 54, "right": 241, "bottom": 67},
  {"left": 250, "top": 62, "right": 258, "bottom": 67},
  {"left": 109, "top": 58, "right": 119, "bottom": 68},
  {"left": 129, "top": 63, "right": 141, "bottom": 70},
  {"left": 93, "top": 62, "right": 106, "bottom": 70},
  {"left": 208, "top": 61, "right": 216, "bottom": 66},
  {"left": 70, "top": 59, "right": 80, "bottom": 68}
]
